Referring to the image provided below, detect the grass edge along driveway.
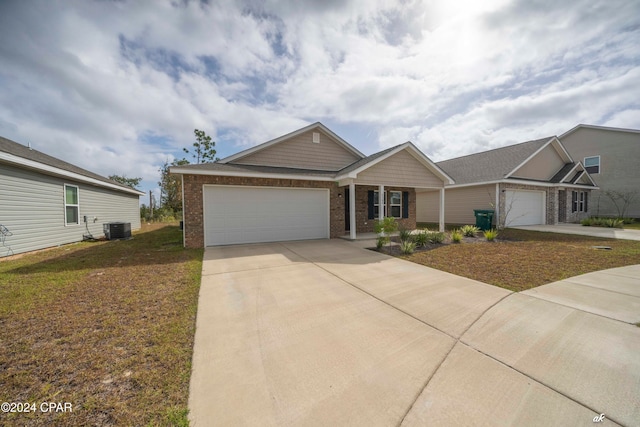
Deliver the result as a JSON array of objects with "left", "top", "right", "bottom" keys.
[
  {"left": 402, "top": 228, "right": 640, "bottom": 292},
  {"left": 0, "top": 223, "right": 202, "bottom": 426}
]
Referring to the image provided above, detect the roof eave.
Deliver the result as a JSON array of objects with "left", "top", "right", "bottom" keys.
[
  {"left": 0, "top": 152, "right": 145, "bottom": 196},
  {"left": 170, "top": 167, "right": 336, "bottom": 181},
  {"left": 335, "top": 142, "right": 454, "bottom": 184},
  {"left": 505, "top": 137, "right": 572, "bottom": 179}
]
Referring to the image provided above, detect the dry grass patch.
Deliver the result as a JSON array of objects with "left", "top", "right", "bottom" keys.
[
  {"left": 0, "top": 223, "right": 202, "bottom": 426},
  {"left": 401, "top": 229, "right": 640, "bottom": 292}
]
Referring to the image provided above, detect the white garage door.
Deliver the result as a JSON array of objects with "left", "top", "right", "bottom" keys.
[
  {"left": 505, "top": 190, "right": 545, "bottom": 226},
  {"left": 203, "top": 186, "right": 329, "bottom": 246}
]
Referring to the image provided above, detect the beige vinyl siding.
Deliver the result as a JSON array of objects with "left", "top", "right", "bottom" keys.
[
  {"left": 232, "top": 129, "right": 360, "bottom": 171},
  {"left": 0, "top": 164, "right": 141, "bottom": 257},
  {"left": 354, "top": 150, "right": 444, "bottom": 188},
  {"left": 417, "top": 184, "right": 495, "bottom": 224},
  {"left": 511, "top": 143, "right": 565, "bottom": 181},
  {"left": 561, "top": 127, "right": 640, "bottom": 217}
]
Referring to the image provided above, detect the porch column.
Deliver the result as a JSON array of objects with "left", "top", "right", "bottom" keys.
[
  {"left": 349, "top": 182, "right": 356, "bottom": 240},
  {"left": 439, "top": 187, "right": 445, "bottom": 232},
  {"left": 378, "top": 185, "right": 384, "bottom": 222}
]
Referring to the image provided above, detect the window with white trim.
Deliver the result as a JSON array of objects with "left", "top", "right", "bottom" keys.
[
  {"left": 374, "top": 191, "right": 403, "bottom": 218},
  {"left": 584, "top": 156, "right": 600, "bottom": 174},
  {"left": 572, "top": 190, "right": 588, "bottom": 213},
  {"left": 64, "top": 184, "right": 79, "bottom": 225},
  {"left": 389, "top": 191, "right": 402, "bottom": 218}
]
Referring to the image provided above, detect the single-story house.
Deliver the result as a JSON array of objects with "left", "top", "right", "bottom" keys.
[
  {"left": 171, "top": 122, "right": 453, "bottom": 247},
  {"left": 0, "top": 136, "right": 144, "bottom": 257},
  {"left": 560, "top": 124, "right": 640, "bottom": 218},
  {"left": 417, "top": 136, "right": 598, "bottom": 228}
]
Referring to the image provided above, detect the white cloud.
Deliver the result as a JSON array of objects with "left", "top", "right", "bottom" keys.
[{"left": 0, "top": 0, "right": 638, "bottom": 199}]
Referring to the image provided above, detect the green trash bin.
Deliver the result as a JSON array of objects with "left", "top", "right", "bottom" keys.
[{"left": 473, "top": 209, "right": 495, "bottom": 231}]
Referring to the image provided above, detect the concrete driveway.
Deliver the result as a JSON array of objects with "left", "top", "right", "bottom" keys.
[{"left": 189, "top": 239, "right": 640, "bottom": 426}]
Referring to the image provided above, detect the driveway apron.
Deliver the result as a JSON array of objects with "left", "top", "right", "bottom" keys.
[{"left": 189, "top": 240, "right": 640, "bottom": 426}]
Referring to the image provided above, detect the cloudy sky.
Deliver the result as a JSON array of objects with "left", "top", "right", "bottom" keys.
[{"left": 1, "top": 0, "right": 639, "bottom": 200}]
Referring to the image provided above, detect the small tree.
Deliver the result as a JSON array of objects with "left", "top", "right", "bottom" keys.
[
  {"left": 109, "top": 174, "right": 142, "bottom": 189},
  {"left": 604, "top": 190, "right": 638, "bottom": 218},
  {"left": 374, "top": 217, "right": 398, "bottom": 247},
  {"left": 184, "top": 129, "right": 217, "bottom": 164},
  {"left": 158, "top": 159, "right": 189, "bottom": 214}
]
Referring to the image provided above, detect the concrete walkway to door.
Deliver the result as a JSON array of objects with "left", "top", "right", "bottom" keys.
[
  {"left": 189, "top": 239, "right": 640, "bottom": 426},
  {"left": 513, "top": 223, "right": 640, "bottom": 241}
]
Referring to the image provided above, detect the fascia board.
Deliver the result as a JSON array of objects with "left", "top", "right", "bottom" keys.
[
  {"left": 0, "top": 152, "right": 145, "bottom": 196},
  {"left": 169, "top": 167, "right": 335, "bottom": 181},
  {"left": 505, "top": 137, "right": 555, "bottom": 178}
]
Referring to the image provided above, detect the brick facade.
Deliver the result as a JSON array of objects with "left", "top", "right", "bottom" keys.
[
  {"left": 498, "top": 183, "right": 591, "bottom": 228},
  {"left": 181, "top": 175, "right": 417, "bottom": 248},
  {"left": 348, "top": 186, "right": 416, "bottom": 233}
]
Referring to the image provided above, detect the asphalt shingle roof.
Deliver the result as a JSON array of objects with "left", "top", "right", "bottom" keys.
[
  {"left": 435, "top": 137, "right": 553, "bottom": 185},
  {"left": 0, "top": 136, "right": 140, "bottom": 193},
  {"left": 550, "top": 162, "right": 577, "bottom": 183}
]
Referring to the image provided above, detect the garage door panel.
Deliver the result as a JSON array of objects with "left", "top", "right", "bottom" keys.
[
  {"left": 505, "top": 190, "right": 545, "bottom": 226},
  {"left": 204, "top": 186, "right": 329, "bottom": 246}
]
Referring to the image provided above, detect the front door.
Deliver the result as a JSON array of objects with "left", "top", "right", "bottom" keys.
[{"left": 558, "top": 190, "right": 566, "bottom": 223}]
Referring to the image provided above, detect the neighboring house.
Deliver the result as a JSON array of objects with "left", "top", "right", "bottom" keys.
[
  {"left": 417, "top": 136, "right": 597, "bottom": 228},
  {"left": 171, "top": 122, "right": 453, "bottom": 247},
  {"left": 559, "top": 124, "right": 640, "bottom": 218},
  {"left": 0, "top": 136, "right": 144, "bottom": 257}
]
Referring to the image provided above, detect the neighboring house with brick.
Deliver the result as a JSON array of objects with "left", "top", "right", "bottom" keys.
[
  {"left": 171, "top": 122, "right": 453, "bottom": 247},
  {"left": 559, "top": 124, "right": 640, "bottom": 218},
  {"left": 417, "top": 136, "right": 597, "bottom": 228},
  {"left": 0, "top": 136, "right": 144, "bottom": 257}
]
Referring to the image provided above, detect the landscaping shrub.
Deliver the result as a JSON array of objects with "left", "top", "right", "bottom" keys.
[
  {"left": 460, "top": 224, "right": 480, "bottom": 237},
  {"left": 581, "top": 218, "right": 594, "bottom": 226},
  {"left": 400, "top": 239, "right": 416, "bottom": 254},
  {"left": 413, "top": 231, "right": 428, "bottom": 247},
  {"left": 450, "top": 229, "right": 463, "bottom": 243},
  {"left": 376, "top": 236, "right": 388, "bottom": 250},
  {"left": 484, "top": 229, "right": 498, "bottom": 241},
  {"left": 398, "top": 227, "right": 413, "bottom": 243},
  {"left": 621, "top": 218, "right": 636, "bottom": 224},
  {"left": 582, "top": 217, "right": 624, "bottom": 228},
  {"left": 374, "top": 217, "right": 399, "bottom": 236},
  {"left": 428, "top": 231, "right": 446, "bottom": 244}
]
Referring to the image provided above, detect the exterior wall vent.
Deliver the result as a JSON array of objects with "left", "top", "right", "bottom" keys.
[{"left": 312, "top": 132, "right": 320, "bottom": 143}]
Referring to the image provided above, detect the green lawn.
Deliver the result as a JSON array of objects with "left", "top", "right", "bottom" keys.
[
  {"left": 0, "top": 223, "right": 202, "bottom": 426},
  {"left": 402, "top": 228, "right": 640, "bottom": 292}
]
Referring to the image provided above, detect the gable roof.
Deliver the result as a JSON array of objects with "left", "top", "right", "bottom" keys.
[
  {"left": 335, "top": 142, "right": 454, "bottom": 184},
  {"left": 220, "top": 122, "right": 365, "bottom": 164},
  {"left": 560, "top": 124, "right": 640, "bottom": 139},
  {"left": 436, "top": 136, "right": 598, "bottom": 188},
  {"left": 0, "top": 136, "right": 144, "bottom": 196},
  {"left": 172, "top": 139, "right": 453, "bottom": 187},
  {"left": 436, "top": 137, "right": 553, "bottom": 185}
]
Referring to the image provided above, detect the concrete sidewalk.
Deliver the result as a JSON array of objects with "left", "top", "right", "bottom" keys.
[
  {"left": 189, "top": 240, "right": 640, "bottom": 426},
  {"left": 512, "top": 223, "right": 640, "bottom": 241}
]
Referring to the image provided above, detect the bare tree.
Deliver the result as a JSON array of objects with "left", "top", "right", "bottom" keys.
[{"left": 604, "top": 190, "right": 638, "bottom": 218}]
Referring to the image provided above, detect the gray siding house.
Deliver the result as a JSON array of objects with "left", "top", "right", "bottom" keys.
[
  {"left": 560, "top": 125, "right": 640, "bottom": 218},
  {"left": 0, "top": 136, "right": 143, "bottom": 257}
]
